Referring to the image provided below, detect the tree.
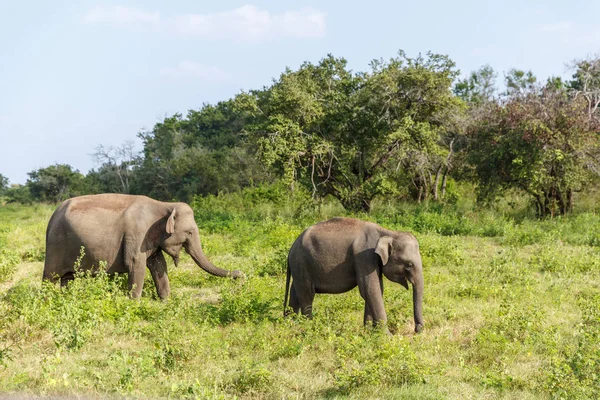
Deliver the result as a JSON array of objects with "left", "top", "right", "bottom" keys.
[
  {"left": 0, "top": 174, "right": 8, "bottom": 195},
  {"left": 452, "top": 66, "right": 501, "bottom": 193},
  {"left": 239, "top": 51, "right": 462, "bottom": 211},
  {"left": 469, "top": 85, "right": 600, "bottom": 217},
  {"left": 454, "top": 65, "right": 497, "bottom": 104},
  {"left": 91, "top": 140, "right": 139, "bottom": 193},
  {"left": 27, "top": 164, "right": 85, "bottom": 203},
  {"left": 134, "top": 101, "right": 270, "bottom": 201},
  {"left": 503, "top": 69, "right": 537, "bottom": 97},
  {"left": 5, "top": 184, "right": 32, "bottom": 204},
  {"left": 569, "top": 55, "right": 600, "bottom": 121}
]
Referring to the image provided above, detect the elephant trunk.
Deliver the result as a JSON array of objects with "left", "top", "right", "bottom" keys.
[
  {"left": 186, "top": 241, "right": 235, "bottom": 278},
  {"left": 412, "top": 271, "right": 424, "bottom": 333}
]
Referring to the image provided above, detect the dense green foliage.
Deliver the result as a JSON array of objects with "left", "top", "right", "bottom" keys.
[
  {"left": 25, "top": 164, "right": 87, "bottom": 203},
  {"left": 468, "top": 87, "right": 599, "bottom": 217},
  {"left": 236, "top": 52, "right": 462, "bottom": 211},
  {"left": 3, "top": 51, "right": 600, "bottom": 217},
  {"left": 133, "top": 102, "right": 271, "bottom": 201},
  {"left": 0, "top": 188, "right": 599, "bottom": 398}
]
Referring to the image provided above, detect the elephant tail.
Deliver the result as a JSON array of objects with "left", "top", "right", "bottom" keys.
[{"left": 283, "top": 256, "right": 291, "bottom": 317}]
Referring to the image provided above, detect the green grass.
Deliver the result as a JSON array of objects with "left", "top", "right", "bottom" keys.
[{"left": 0, "top": 190, "right": 599, "bottom": 399}]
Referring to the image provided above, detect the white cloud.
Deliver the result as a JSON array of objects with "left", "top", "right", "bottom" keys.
[
  {"left": 536, "top": 21, "right": 600, "bottom": 46},
  {"left": 537, "top": 21, "right": 574, "bottom": 34},
  {"left": 171, "top": 5, "right": 326, "bottom": 40},
  {"left": 160, "top": 62, "right": 229, "bottom": 81},
  {"left": 83, "top": 5, "right": 160, "bottom": 30},
  {"left": 83, "top": 4, "right": 326, "bottom": 41}
]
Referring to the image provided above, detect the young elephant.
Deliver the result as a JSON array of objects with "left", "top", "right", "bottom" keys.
[
  {"left": 43, "top": 193, "right": 244, "bottom": 299},
  {"left": 284, "top": 217, "right": 424, "bottom": 333}
]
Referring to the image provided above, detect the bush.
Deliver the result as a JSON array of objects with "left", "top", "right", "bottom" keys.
[
  {"left": 215, "top": 278, "right": 278, "bottom": 325},
  {"left": 6, "top": 261, "right": 135, "bottom": 350}
]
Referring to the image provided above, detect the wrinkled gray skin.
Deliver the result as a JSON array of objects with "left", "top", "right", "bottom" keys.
[
  {"left": 284, "top": 217, "right": 424, "bottom": 333},
  {"left": 43, "top": 194, "right": 244, "bottom": 299}
]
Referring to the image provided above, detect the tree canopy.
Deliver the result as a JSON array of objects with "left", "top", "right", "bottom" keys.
[
  {"left": 26, "top": 164, "right": 86, "bottom": 203},
  {"left": 3, "top": 50, "right": 600, "bottom": 217},
  {"left": 237, "top": 52, "right": 462, "bottom": 211},
  {"left": 469, "top": 81, "right": 600, "bottom": 217}
]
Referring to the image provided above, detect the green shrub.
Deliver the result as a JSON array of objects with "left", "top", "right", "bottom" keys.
[
  {"left": 215, "top": 277, "right": 278, "bottom": 325},
  {"left": 6, "top": 261, "right": 135, "bottom": 350}
]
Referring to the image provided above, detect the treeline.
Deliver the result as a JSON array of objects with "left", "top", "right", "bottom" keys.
[{"left": 2, "top": 50, "right": 599, "bottom": 217}]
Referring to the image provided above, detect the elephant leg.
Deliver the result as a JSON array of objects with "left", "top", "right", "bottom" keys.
[
  {"left": 124, "top": 240, "right": 147, "bottom": 299},
  {"left": 127, "top": 257, "right": 147, "bottom": 299},
  {"left": 290, "top": 282, "right": 315, "bottom": 318},
  {"left": 128, "top": 269, "right": 146, "bottom": 299},
  {"left": 147, "top": 251, "right": 170, "bottom": 300},
  {"left": 43, "top": 244, "right": 69, "bottom": 284},
  {"left": 363, "top": 273, "right": 384, "bottom": 325},
  {"left": 288, "top": 283, "right": 301, "bottom": 314},
  {"left": 364, "top": 302, "right": 374, "bottom": 324},
  {"left": 357, "top": 268, "right": 387, "bottom": 326},
  {"left": 42, "top": 267, "right": 60, "bottom": 284}
]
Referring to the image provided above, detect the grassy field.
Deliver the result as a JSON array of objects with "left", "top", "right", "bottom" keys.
[{"left": 0, "top": 188, "right": 599, "bottom": 399}]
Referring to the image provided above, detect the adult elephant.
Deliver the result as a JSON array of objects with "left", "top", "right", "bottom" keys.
[
  {"left": 43, "top": 193, "right": 244, "bottom": 299},
  {"left": 284, "top": 217, "right": 424, "bottom": 333}
]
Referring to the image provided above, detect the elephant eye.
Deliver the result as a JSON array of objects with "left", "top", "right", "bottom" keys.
[
  {"left": 186, "top": 231, "right": 193, "bottom": 236},
  {"left": 407, "top": 262, "right": 414, "bottom": 269}
]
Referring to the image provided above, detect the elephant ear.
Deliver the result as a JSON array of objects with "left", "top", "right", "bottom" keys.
[
  {"left": 375, "top": 236, "right": 394, "bottom": 266},
  {"left": 166, "top": 208, "right": 177, "bottom": 234}
]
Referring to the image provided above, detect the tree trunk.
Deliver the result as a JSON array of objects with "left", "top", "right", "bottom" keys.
[
  {"left": 557, "top": 189, "right": 566, "bottom": 216},
  {"left": 544, "top": 190, "right": 554, "bottom": 218},
  {"left": 341, "top": 193, "right": 372, "bottom": 213},
  {"left": 538, "top": 186, "right": 573, "bottom": 218},
  {"left": 421, "top": 174, "right": 428, "bottom": 202},
  {"left": 433, "top": 166, "right": 442, "bottom": 201},
  {"left": 441, "top": 167, "right": 449, "bottom": 198},
  {"left": 534, "top": 194, "right": 544, "bottom": 218},
  {"left": 440, "top": 138, "right": 455, "bottom": 200},
  {"left": 537, "top": 187, "right": 573, "bottom": 218}
]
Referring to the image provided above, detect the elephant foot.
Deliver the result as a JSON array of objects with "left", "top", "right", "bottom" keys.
[
  {"left": 365, "top": 320, "right": 392, "bottom": 335},
  {"left": 60, "top": 272, "right": 75, "bottom": 287}
]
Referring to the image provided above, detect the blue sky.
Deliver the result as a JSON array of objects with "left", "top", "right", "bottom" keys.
[{"left": 1, "top": 0, "right": 599, "bottom": 184}]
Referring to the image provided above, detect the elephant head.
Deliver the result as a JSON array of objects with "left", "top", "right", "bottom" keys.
[
  {"left": 375, "top": 234, "right": 424, "bottom": 333},
  {"left": 158, "top": 204, "right": 245, "bottom": 279}
]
